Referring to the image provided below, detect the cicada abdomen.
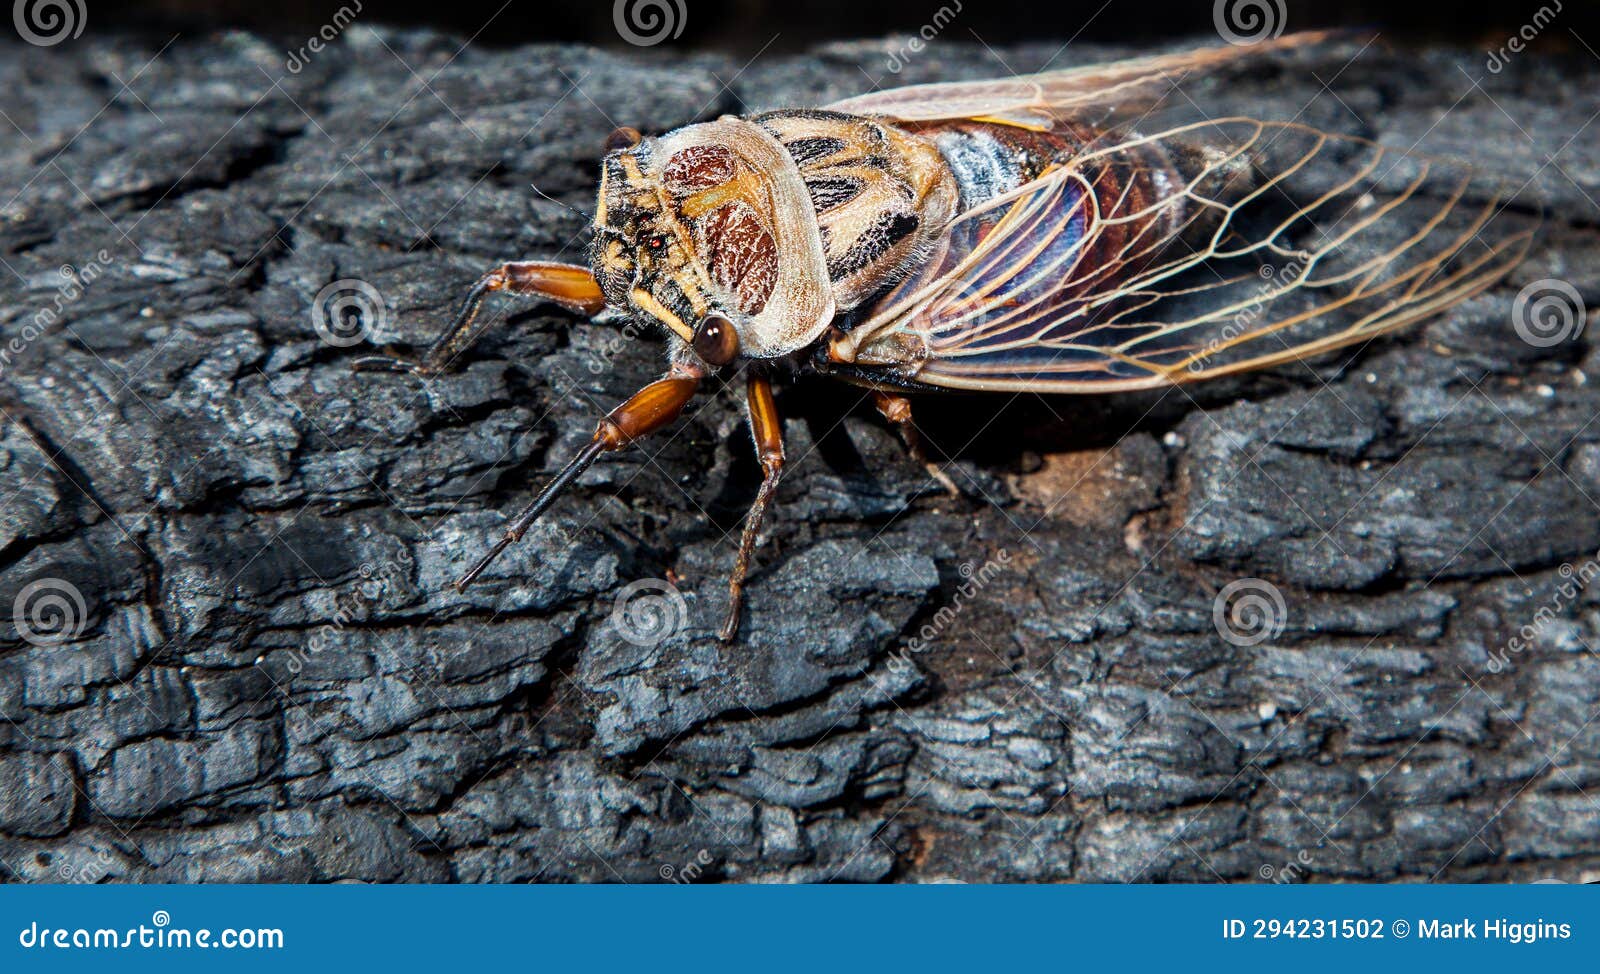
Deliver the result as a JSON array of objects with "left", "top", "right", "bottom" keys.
[
  {"left": 822, "top": 106, "right": 1532, "bottom": 392},
  {"left": 816, "top": 116, "right": 1237, "bottom": 372}
]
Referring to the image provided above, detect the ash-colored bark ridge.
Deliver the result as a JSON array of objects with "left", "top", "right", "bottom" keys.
[{"left": 0, "top": 29, "right": 1596, "bottom": 883}]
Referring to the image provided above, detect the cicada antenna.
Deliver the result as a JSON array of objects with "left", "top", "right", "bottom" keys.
[{"left": 530, "top": 182, "right": 595, "bottom": 225}]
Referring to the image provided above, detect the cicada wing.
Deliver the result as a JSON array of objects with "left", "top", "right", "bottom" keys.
[
  {"left": 837, "top": 118, "right": 1536, "bottom": 393},
  {"left": 827, "top": 31, "right": 1340, "bottom": 129}
]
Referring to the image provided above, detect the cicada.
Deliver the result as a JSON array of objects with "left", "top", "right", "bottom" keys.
[{"left": 355, "top": 32, "right": 1533, "bottom": 640}]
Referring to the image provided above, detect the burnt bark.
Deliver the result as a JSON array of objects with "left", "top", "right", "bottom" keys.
[{"left": 0, "top": 28, "right": 1597, "bottom": 883}]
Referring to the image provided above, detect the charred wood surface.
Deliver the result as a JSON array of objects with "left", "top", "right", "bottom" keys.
[{"left": 0, "top": 30, "right": 1597, "bottom": 882}]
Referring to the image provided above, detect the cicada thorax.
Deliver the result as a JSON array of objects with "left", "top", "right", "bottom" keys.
[
  {"left": 750, "top": 110, "right": 959, "bottom": 311},
  {"left": 592, "top": 110, "right": 969, "bottom": 362}
]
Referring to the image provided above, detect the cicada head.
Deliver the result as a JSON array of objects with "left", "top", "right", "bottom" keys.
[{"left": 590, "top": 118, "right": 836, "bottom": 368}]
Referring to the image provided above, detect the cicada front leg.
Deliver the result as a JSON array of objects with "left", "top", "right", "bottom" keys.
[
  {"left": 871, "top": 391, "right": 960, "bottom": 498},
  {"left": 456, "top": 367, "right": 701, "bottom": 592},
  {"left": 352, "top": 261, "right": 605, "bottom": 376},
  {"left": 721, "top": 372, "right": 786, "bottom": 642}
]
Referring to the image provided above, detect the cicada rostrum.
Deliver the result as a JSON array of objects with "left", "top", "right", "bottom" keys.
[{"left": 355, "top": 32, "right": 1534, "bottom": 640}]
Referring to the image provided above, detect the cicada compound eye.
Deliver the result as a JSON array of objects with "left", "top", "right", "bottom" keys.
[
  {"left": 605, "top": 126, "right": 642, "bottom": 153},
  {"left": 691, "top": 313, "right": 741, "bottom": 368}
]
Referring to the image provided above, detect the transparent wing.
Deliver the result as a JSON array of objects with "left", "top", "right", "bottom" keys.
[
  {"left": 827, "top": 32, "right": 1339, "bottom": 129},
  {"left": 836, "top": 118, "right": 1535, "bottom": 392}
]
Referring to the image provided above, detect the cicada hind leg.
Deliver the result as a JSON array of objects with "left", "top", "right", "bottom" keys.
[
  {"left": 352, "top": 261, "right": 605, "bottom": 376},
  {"left": 871, "top": 391, "right": 961, "bottom": 498}
]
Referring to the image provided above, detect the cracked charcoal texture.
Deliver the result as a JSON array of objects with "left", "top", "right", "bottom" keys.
[{"left": 0, "top": 28, "right": 1597, "bottom": 884}]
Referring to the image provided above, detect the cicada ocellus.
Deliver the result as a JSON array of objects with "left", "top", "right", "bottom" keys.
[{"left": 355, "top": 32, "right": 1535, "bottom": 640}]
